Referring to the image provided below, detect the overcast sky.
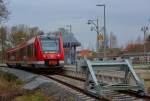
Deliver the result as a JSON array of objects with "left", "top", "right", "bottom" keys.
[{"left": 5, "top": 0, "right": 150, "bottom": 49}]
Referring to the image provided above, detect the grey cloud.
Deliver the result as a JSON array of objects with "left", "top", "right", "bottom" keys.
[{"left": 5, "top": 0, "right": 150, "bottom": 48}]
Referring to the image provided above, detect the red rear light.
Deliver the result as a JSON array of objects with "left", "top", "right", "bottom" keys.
[{"left": 43, "top": 55, "right": 46, "bottom": 58}]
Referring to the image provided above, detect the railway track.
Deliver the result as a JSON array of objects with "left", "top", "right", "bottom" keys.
[
  {"left": 44, "top": 74, "right": 100, "bottom": 101},
  {"left": 1, "top": 65, "right": 150, "bottom": 101},
  {"left": 46, "top": 74, "right": 150, "bottom": 101}
]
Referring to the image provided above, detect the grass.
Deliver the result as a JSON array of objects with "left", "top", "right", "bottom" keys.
[
  {"left": 15, "top": 90, "right": 49, "bottom": 101},
  {"left": 0, "top": 71, "right": 23, "bottom": 93},
  {"left": 0, "top": 71, "right": 50, "bottom": 101}
]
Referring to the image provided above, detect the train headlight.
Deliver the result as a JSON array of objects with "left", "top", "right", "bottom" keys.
[
  {"left": 43, "top": 55, "right": 47, "bottom": 58},
  {"left": 43, "top": 55, "right": 45, "bottom": 58},
  {"left": 57, "top": 54, "right": 60, "bottom": 58}
]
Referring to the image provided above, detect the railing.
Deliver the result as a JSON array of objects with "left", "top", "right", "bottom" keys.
[{"left": 79, "top": 57, "right": 145, "bottom": 96}]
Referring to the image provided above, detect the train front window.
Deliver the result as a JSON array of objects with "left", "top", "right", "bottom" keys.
[{"left": 41, "top": 37, "right": 59, "bottom": 53}]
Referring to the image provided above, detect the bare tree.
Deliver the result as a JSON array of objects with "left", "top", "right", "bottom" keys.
[
  {"left": 0, "top": 26, "right": 8, "bottom": 62},
  {"left": 10, "top": 24, "right": 29, "bottom": 45},
  {"left": 28, "top": 27, "right": 40, "bottom": 38},
  {"left": 0, "top": 0, "right": 9, "bottom": 22},
  {"left": 9, "top": 25, "right": 41, "bottom": 46}
]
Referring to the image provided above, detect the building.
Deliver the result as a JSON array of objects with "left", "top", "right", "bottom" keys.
[
  {"left": 62, "top": 32, "right": 81, "bottom": 65},
  {"left": 77, "top": 49, "right": 92, "bottom": 58},
  {"left": 110, "top": 33, "right": 118, "bottom": 48}
]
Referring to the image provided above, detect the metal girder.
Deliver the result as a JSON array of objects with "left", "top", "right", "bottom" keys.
[
  {"left": 82, "top": 57, "right": 145, "bottom": 95},
  {"left": 125, "top": 60, "right": 145, "bottom": 91}
]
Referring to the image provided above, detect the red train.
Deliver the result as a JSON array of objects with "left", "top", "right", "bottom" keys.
[{"left": 6, "top": 32, "right": 64, "bottom": 68}]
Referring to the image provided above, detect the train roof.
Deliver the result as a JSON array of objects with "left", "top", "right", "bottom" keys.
[
  {"left": 6, "top": 37, "right": 36, "bottom": 53},
  {"left": 39, "top": 34, "right": 59, "bottom": 40},
  {"left": 6, "top": 34, "right": 61, "bottom": 53}
]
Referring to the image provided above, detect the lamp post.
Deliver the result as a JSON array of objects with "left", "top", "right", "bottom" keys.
[
  {"left": 141, "top": 26, "right": 148, "bottom": 62},
  {"left": 66, "top": 24, "right": 72, "bottom": 35},
  {"left": 66, "top": 24, "right": 72, "bottom": 64},
  {"left": 87, "top": 19, "right": 100, "bottom": 51},
  {"left": 96, "top": 4, "right": 106, "bottom": 58}
]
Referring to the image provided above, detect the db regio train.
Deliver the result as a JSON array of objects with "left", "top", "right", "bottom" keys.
[{"left": 6, "top": 32, "right": 64, "bottom": 68}]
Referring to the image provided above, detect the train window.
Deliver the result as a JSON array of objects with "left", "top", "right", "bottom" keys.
[
  {"left": 31, "top": 44, "right": 33, "bottom": 56},
  {"left": 27, "top": 45, "right": 33, "bottom": 57},
  {"left": 8, "top": 53, "right": 11, "bottom": 60},
  {"left": 10, "top": 55, "right": 15, "bottom": 61},
  {"left": 31, "top": 45, "right": 33, "bottom": 56},
  {"left": 19, "top": 48, "right": 23, "bottom": 60},
  {"left": 40, "top": 37, "right": 59, "bottom": 53},
  {"left": 20, "top": 48, "right": 26, "bottom": 60},
  {"left": 27, "top": 45, "right": 31, "bottom": 56},
  {"left": 16, "top": 50, "right": 19, "bottom": 60},
  {"left": 11, "top": 52, "right": 16, "bottom": 61}
]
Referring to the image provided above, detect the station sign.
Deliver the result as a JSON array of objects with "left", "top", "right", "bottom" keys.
[{"left": 97, "top": 34, "right": 104, "bottom": 41}]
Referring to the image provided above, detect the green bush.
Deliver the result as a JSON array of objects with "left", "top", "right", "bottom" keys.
[{"left": 0, "top": 71, "right": 23, "bottom": 85}]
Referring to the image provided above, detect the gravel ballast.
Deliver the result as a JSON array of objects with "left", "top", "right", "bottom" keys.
[{"left": 0, "top": 66, "right": 96, "bottom": 101}]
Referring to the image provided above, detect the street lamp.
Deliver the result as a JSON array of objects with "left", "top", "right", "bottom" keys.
[
  {"left": 141, "top": 26, "right": 148, "bottom": 62},
  {"left": 66, "top": 24, "right": 72, "bottom": 34},
  {"left": 96, "top": 4, "right": 106, "bottom": 58},
  {"left": 87, "top": 19, "right": 100, "bottom": 51}
]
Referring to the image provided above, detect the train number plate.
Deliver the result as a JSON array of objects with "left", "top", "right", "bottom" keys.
[{"left": 49, "top": 61, "right": 57, "bottom": 65}]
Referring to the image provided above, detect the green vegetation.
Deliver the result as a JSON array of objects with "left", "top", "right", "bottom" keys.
[
  {"left": 15, "top": 90, "right": 49, "bottom": 101},
  {"left": 0, "top": 71, "right": 23, "bottom": 93},
  {"left": 0, "top": 71, "right": 52, "bottom": 101},
  {"left": 133, "top": 64, "right": 150, "bottom": 69}
]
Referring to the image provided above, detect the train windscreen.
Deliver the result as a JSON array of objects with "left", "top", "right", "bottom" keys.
[{"left": 40, "top": 37, "right": 59, "bottom": 53}]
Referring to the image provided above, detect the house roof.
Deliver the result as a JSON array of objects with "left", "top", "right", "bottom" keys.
[
  {"left": 62, "top": 33, "right": 81, "bottom": 47},
  {"left": 77, "top": 49, "right": 92, "bottom": 57}
]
